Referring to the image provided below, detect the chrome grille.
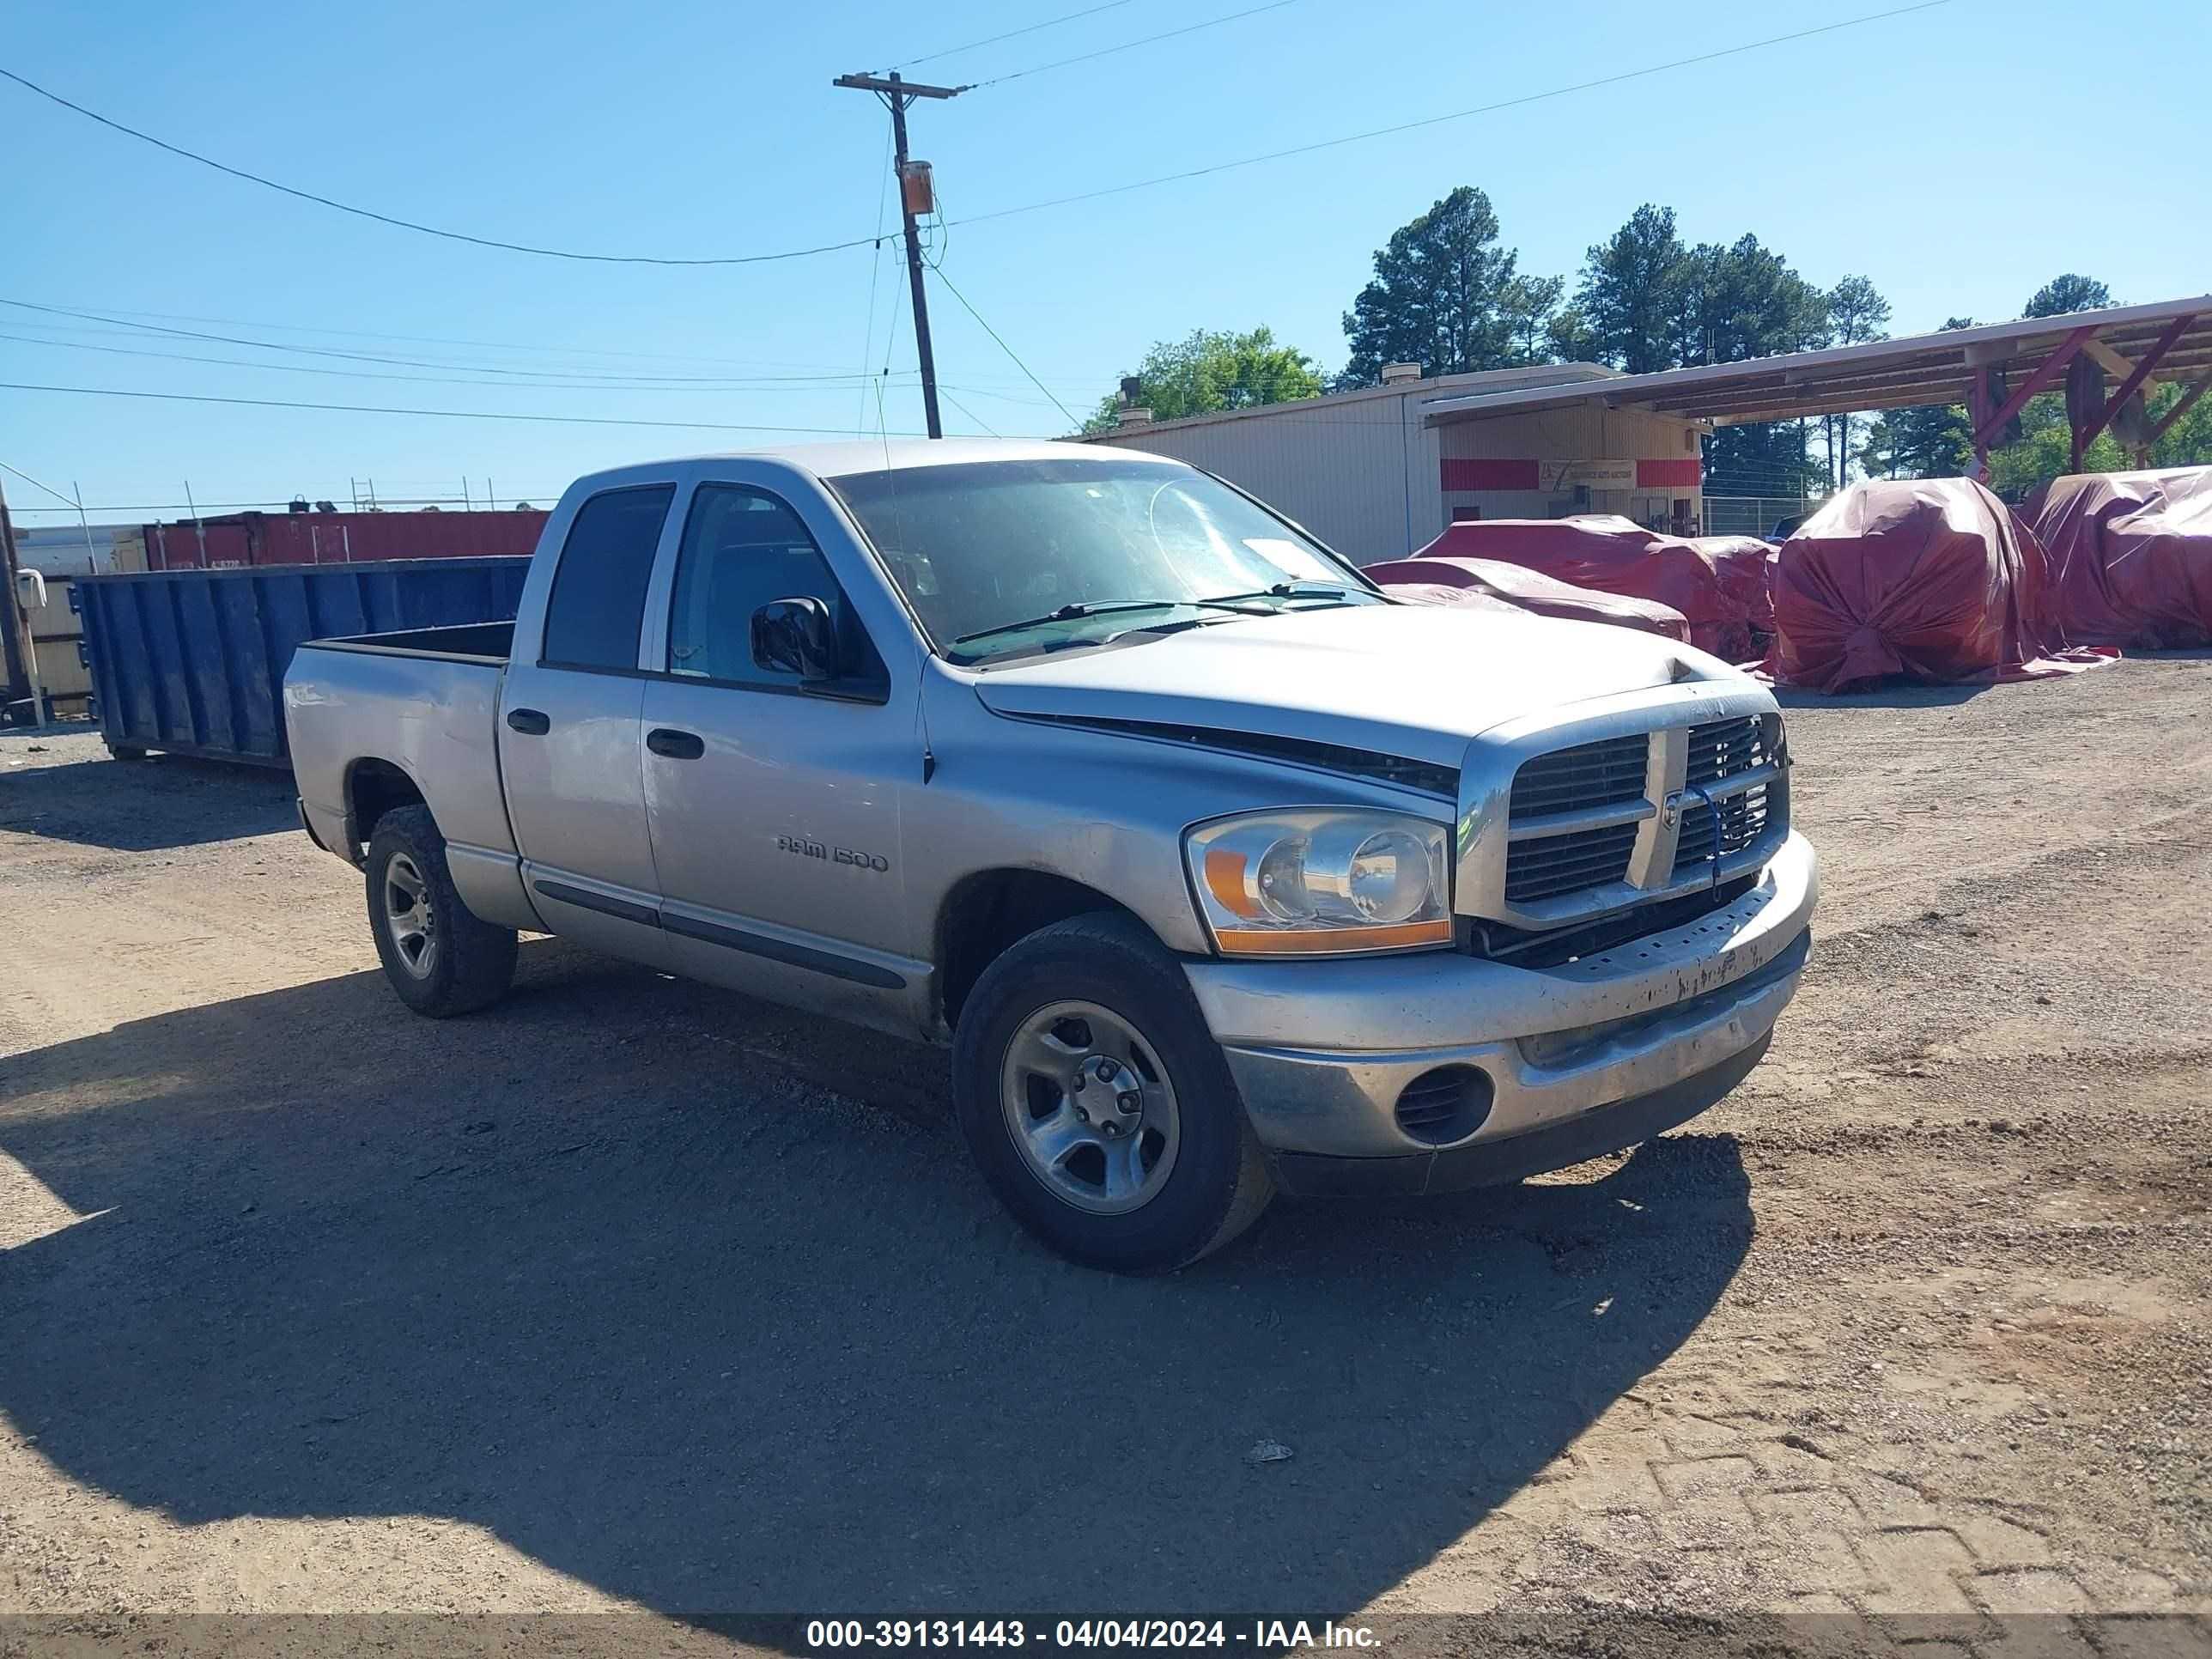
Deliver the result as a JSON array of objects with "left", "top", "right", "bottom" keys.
[
  {"left": 1504, "top": 734, "right": 1650, "bottom": 903},
  {"left": 1674, "top": 715, "right": 1773, "bottom": 878},
  {"left": 1686, "top": 714, "right": 1766, "bottom": 788},
  {"left": 1469, "top": 704, "right": 1788, "bottom": 924},
  {"left": 1508, "top": 734, "right": 1649, "bottom": 821},
  {"left": 1506, "top": 821, "right": 1639, "bottom": 902}
]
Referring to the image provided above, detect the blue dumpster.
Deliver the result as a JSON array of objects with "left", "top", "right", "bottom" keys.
[{"left": 74, "top": 557, "right": 531, "bottom": 768}]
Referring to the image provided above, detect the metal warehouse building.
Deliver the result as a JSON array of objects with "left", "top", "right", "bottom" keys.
[
  {"left": 1087, "top": 362, "right": 1709, "bottom": 565},
  {"left": 1088, "top": 295, "right": 2212, "bottom": 564}
]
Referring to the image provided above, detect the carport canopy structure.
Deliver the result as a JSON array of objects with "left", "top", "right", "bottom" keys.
[{"left": 1420, "top": 295, "right": 2212, "bottom": 473}]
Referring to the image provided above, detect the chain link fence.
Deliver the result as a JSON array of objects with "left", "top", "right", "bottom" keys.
[{"left": 1701, "top": 495, "right": 1813, "bottom": 538}]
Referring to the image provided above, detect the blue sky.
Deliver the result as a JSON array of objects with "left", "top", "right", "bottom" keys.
[{"left": 4, "top": 0, "right": 2207, "bottom": 523}]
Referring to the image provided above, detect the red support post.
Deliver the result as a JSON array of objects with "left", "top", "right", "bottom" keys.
[
  {"left": 1972, "top": 325, "right": 2099, "bottom": 452},
  {"left": 2074, "top": 313, "right": 2195, "bottom": 465}
]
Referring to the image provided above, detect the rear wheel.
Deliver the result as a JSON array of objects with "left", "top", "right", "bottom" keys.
[
  {"left": 952, "top": 913, "right": 1273, "bottom": 1273},
  {"left": 365, "top": 805, "right": 517, "bottom": 1017}
]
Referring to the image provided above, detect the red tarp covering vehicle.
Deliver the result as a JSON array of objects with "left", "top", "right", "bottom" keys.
[
  {"left": 1767, "top": 477, "right": 2118, "bottom": 693},
  {"left": 1365, "top": 556, "right": 1692, "bottom": 641},
  {"left": 2027, "top": 466, "right": 2212, "bottom": 649},
  {"left": 1390, "top": 517, "right": 1769, "bottom": 659}
]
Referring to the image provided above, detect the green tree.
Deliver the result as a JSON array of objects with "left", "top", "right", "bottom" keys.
[
  {"left": 1854, "top": 316, "right": 1975, "bottom": 479},
  {"left": 2148, "top": 379, "right": 2212, "bottom": 468},
  {"left": 1545, "top": 303, "right": 1599, "bottom": 363},
  {"left": 1820, "top": 274, "right": 1893, "bottom": 489},
  {"left": 2024, "top": 274, "right": 2113, "bottom": 318},
  {"left": 1984, "top": 395, "right": 2123, "bottom": 497},
  {"left": 1340, "top": 186, "right": 1555, "bottom": 385},
  {"left": 1082, "top": 325, "right": 1323, "bottom": 434},
  {"left": 1668, "top": 235, "right": 1832, "bottom": 496},
  {"left": 1498, "top": 272, "right": 1566, "bottom": 367},
  {"left": 1983, "top": 377, "right": 2212, "bottom": 497},
  {"left": 1575, "top": 204, "right": 1684, "bottom": 374},
  {"left": 1858, "top": 404, "right": 1975, "bottom": 480}
]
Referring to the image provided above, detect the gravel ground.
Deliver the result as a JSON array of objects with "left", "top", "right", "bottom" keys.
[{"left": 2, "top": 655, "right": 2209, "bottom": 1649}]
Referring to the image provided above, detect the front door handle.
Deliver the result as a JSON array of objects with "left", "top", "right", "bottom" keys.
[
  {"left": 647, "top": 727, "right": 706, "bottom": 761},
  {"left": 506, "top": 708, "right": 550, "bottom": 736}
]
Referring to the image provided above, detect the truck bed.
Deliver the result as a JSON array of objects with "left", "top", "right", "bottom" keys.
[
  {"left": 283, "top": 623, "right": 518, "bottom": 868},
  {"left": 301, "top": 619, "right": 516, "bottom": 664}
]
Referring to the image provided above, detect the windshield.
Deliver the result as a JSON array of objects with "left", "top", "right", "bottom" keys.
[{"left": 826, "top": 457, "right": 1380, "bottom": 664}]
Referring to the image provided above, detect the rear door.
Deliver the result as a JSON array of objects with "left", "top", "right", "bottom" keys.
[{"left": 497, "top": 481, "right": 676, "bottom": 963}]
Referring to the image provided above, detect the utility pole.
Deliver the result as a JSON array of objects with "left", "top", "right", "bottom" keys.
[{"left": 832, "top": 70, "right": 964, "bottom": 439}]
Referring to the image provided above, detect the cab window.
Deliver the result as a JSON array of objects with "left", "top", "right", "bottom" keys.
[
  {"left": 665, "top": 483, "right": 885, "bottom": 695},
  {"left": 540, "top": 484, "right": 675, "bottom": 671}
]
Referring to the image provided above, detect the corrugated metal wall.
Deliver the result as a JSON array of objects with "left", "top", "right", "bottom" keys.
[
  {"left": 1095, "top": 388, "right": 1703, "bottom": 562},
  {"left": 76, "top": 556, "right": 531, "bottom": 766},
  {"left": 1095, "top": 391, "right": 1441, "bottom": 565}
]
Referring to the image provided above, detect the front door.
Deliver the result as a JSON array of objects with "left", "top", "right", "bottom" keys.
[
  {"left": 639, "top": 478, "right": 921, "bottom": 1030},
  {"left": 497, "top": 481, "right": 676, "bottom": 964}
]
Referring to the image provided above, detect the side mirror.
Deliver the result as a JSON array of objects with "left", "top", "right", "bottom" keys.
[{"left": 751, "top": 596, "right": 838, "bottom": 682}]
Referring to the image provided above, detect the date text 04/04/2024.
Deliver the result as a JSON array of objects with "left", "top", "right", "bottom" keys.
[{"left": 801, "top": 1620, "right": 1380, "bottom": 1650}]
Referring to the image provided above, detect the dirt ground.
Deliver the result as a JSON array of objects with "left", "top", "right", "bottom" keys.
[{"left": 2, "top": 656, "right": 2209, "bottom": 1647}]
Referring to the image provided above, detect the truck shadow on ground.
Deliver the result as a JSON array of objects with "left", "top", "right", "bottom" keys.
[
  {"left": 0, "top": 750, "right": 298, "bottom": 851},
  {"left": 0, "top": 942, "right": 1752, "bottom": 1619}
]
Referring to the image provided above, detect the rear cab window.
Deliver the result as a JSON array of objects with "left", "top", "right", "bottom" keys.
[{"left": 540, "top": 484, "right": 677, "bottom": 671}]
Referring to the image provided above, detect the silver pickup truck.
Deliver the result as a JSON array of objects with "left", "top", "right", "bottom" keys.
[{"left": 283, "top": 440, "right": 1816, "bottom": 1273}]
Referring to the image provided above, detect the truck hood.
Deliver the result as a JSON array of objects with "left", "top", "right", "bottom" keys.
[{"left": 971, "top": 604, "right": 1726, "bottom": 769}]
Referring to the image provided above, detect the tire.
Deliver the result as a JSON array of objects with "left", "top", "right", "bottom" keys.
[
  {"left": 364, "top": 805, "right": 518, "bottom": 1018},
  {"left": 952, "top": 912, "right": 1274, "bottom": 1273}
]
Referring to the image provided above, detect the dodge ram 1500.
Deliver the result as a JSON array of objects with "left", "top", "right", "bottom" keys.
[{"left": 283, "top": 440, "right": 1816, "bottom": 1272}]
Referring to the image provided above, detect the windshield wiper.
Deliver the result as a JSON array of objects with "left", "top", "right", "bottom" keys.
[
  {"left": 951, "top": 597, "right": 1266, "bottom": 647},
  {"left": 1194, "top": 580, "right": 1358, "bottom": 605}
]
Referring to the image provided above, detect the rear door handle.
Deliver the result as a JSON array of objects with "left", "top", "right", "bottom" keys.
[
  {"left": 647, "top": 727, "right": 706, "bottom": 761},
  {"left": 506, "top": 708, "right": 550, "bottom": 736}
]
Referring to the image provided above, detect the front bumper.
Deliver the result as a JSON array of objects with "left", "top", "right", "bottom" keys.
[{"left": 1182, "top": 830, "right": 1816, "bottom": 1187}]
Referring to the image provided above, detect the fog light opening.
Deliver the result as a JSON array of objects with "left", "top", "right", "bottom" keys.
[{"left": 1393, "top": 1065, "right": 1495, "bottom": 1146}]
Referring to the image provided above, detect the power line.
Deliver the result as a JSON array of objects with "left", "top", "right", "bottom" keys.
[
  {"left": 855, "top": 126, "right": 896, "bottom": 433},
  {"left": 949, "top": 0, "right": 1954, "bottom": 226},
  {"left": 939, "top": 389, "right": 1004, "bottom": 439},
  {"left": 4, "top": 307, "right": 1109, "bottom": 396},
  {"left": 968, "top": 0, "right": 1302, "bottom": 90},
  {"left": 883, "top": 0, "right": 1143, "bottom": 71},
  {"left": 5, "top": 3, "right": 1947, "bottom": 282},
  {"left": 9, "top": 295, "right": 1113, "bottom": 386},
  {"left": 0, "top": 458, "right": 79, "bottom": 507},
  {"left": 3, "top": 296, "right": 957, "bottom": 374},
  {"left": 925, "top": 265, "right": 1084, "bottom": 430},
  {"left": 0, "top": 328, "right": 949, "bottom": 394},
  {"left": 0, "top": 331, "right": 1058, "bottom": 410},
  {"left": 0, "top": 298, "right": 912, "bottom": 385},
  {"left": 0, "top": 380, "right": 1060, "bottom": 439},
  {"left": 0, "top": 64, "right": 879, "bottom": 268}
]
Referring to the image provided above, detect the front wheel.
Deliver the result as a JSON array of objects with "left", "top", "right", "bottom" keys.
[
  {"left": 952, "top": 913, "right": 1274, "bottom": 1273},
  {"left": 364, "top": 805, "right": 517, "bottom": 1018}
]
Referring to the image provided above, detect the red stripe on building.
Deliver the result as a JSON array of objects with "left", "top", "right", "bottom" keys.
[
  {"left": 1440, "top": 458, "right": 1540, "bottom": 491},
  {"left": 1637, "top": 458, "right": 1702, "bottom": 488}
]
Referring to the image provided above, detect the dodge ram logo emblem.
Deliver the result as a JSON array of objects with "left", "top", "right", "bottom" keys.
[{"left": 1661, "top": 790, "right": 1686, "bottom": 830}]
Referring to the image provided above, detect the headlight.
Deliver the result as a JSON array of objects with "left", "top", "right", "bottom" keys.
[{"left": 1185, "top": 810, "right": 1453, "bottom": 956}]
